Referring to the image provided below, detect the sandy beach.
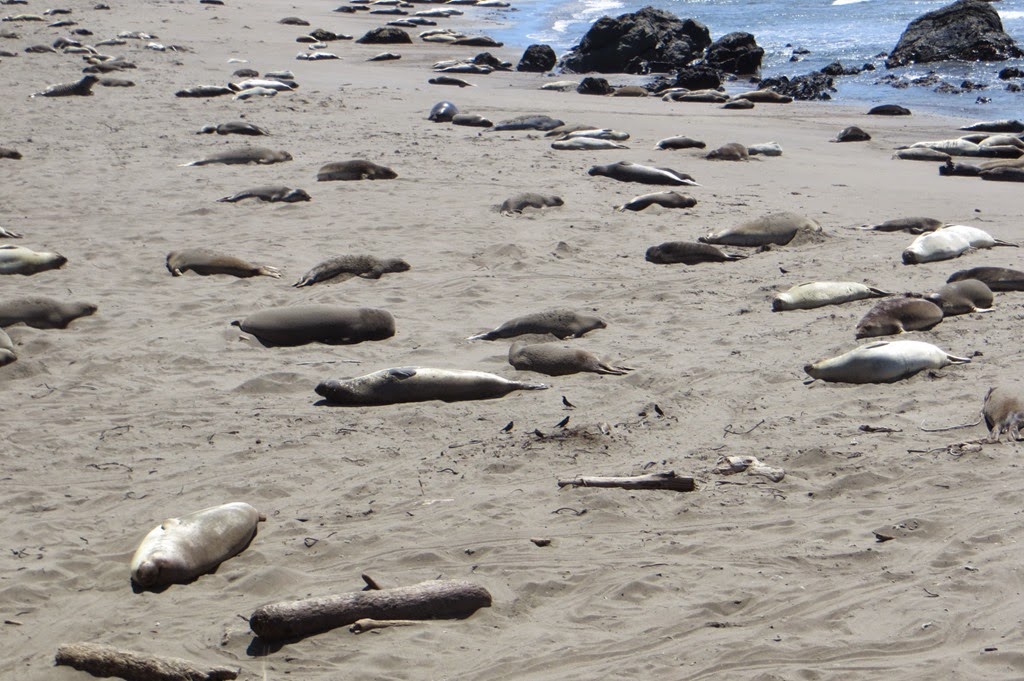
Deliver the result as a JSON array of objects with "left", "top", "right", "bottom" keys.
[{"left": 2, "top": 0, "right": 1024, "bottom": 679}]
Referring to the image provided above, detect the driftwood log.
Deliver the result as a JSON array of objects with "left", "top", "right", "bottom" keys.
[
  {"left": 249, "top": 579, "right": 492, "bottom": 641},
  {"left": 556, "top": 471, "right": 695, "bottom": 492},
  {"left": 54, "top": 642, "right": 239, "bottom": 681}
]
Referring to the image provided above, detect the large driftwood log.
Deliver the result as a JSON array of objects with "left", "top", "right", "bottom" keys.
[
  {"left": 249, "top": 579, "right": 492, "bottom": 641},
  {"left": 557, "top": 470, "right": 695, "bottom": 492},
  {"left": 54, "top": 642, "right": 239, "bottom": 681}
]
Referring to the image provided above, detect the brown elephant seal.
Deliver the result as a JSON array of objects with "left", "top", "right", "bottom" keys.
[
  {"left": 804, "top": 340, "right": 970, "bottom": 384},
  {"left": 939, "top": 159, "right": 981, "bottom": 176},
  {"left": 174, "top": 85, "right": 235, "bottom": 98},
  {"left": 983, "top": 386, "right": 1024, "bottom": 442},
  {"left": 499, "top": 193, "right": 563, "bottom": 216},
  {"left": 232, "top": 305, "right": 395, "bottom": 347},
  {"left": 705, "top": 142, "right": 748, "bottom": 161},
  {"left": 468, "top": 309, "right": 606, "bottom": 341},
  {"left": 645, "top": 241, "right": 746, "bottom": 265},
  {"left": 485, "top": 114, "right": 564, "bottom": 132},
  {"left": 947, "top": 266, "right": 1024, "bottom": 291},
  {"left": 293, "top": 254, "right": 410, "bottom": 287},
  {"left": 180, "top": 148, "right": 292, "bottom": 167},
  {"left": 0, "top": 226, "right": 23, "bottom": 239},
  {"left": 166, "top": 249, "right": 281, "bottom": 278},
  {"left": 654, "top": 136, "right": 706, "bottom": 150},
  {"left": 700, "top": 212, "right": 822, "bottom": 247},
  {"left": 30, "top": 74, "right": 98, "bottom": 97},
  {"left": 0, "top": 298, "right": 97, "bottom": 329},
  {"left": 854, "top": 297, "right": 944, "bottom": 338},
  {"left": 732, "top": 89, "right": 792, "bottom": 103},
  {"left": 832, "top": 126, "right": 871, "bottom": 142},
  {"left": 859, "top": 217, "right": 943, "bottom": 234},
  {"left": 0, "top": 327, "right": 16, "bottom": 367},
  {"left": 508, "top": 341, "right": 630, "bottom": 376},
  {"left": 130, "top": 502, "right": 264, "bottom": 589},
  {"left": 981, "top": 166, "right": 1024, "bottom": 182},
  {"left": 217, "top": 186, "right": 311, "bottom": 203},
  {"left": 0, "top": 245, "right": 67, "bottom": 275},
  {"left": 616, "top": 191, "right": 696, "bottom": 212},
  {"left": 315, "top": 367, "right": 547, "bottom": 405},
  {"left": 924, "top": 279, "right": 993, "bottom": 315},
  {"left": 610, "top": 85, "right": 647, "bottom": 97},
  {"left": 451, "top": 113, "right": 492, "bottom": 127},
  {"left": 771, "top": 282, "right": 891, "bottom": 311},
  {"left": 196, "top": 121, "right": 269, "bottom": 136},
  {"left": 722, "top": 98, "right": 754, "bottom": 110},
  {"left": 317, "top": 159, "right": 397, "bottom": 181},
  {"left": 588, "top": 161, "right": 698, "bottom": 186}
]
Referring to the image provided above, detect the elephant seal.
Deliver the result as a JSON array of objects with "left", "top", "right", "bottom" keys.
[
  {"left": 499, "top": 193, "right": 563, "bottom": 216},
  {"left": 196, "top": 121, "right": 269, "bottom": 136},
  {"left": 941, "top": 224, "right": 1017, "bottom": 249},
  {"left": 722, "top": 98, "right": 754, "bottom": 110},
  {"left": 747, "top": 142, "right": 783, "bottom": 157},
  {"left": 901, "top": 229, "right": 971, "bottom": 264},
  {"left": 832, "top": 126, "right": 870, "bottom": 142},
  {"left": 939, "top": 160, "right": 982, "bottom": 176},
  {"left": 166, "top": 249, "right": 281, "bottom": 278},
  {"left": 588, "top": 161, "right": 698, "bottom": 186},
  {"left": 854, "top": 297, "right": 944, "bottom": 338},
  {"left": 0, "top": 146, "right": 23, "bottom": 160},
  {"left": 451, "top": 113, "right": 492, "bottom": 127},
  {"left": 611, "top": 85, "right": 647, "bottom": 97},
  {"left": 981, "top": 166, "right": 1024, "bottom": 182},
  {"left": 925, "top": 279, "right": 993, "bottom": 315},
  {"left": 429, "top": 75, "right": 473, "bottom": 87},
  {"left": 645, "top": 241, "right": 746, "bottom": 265},
  {"left": 859, "top": 217, "right": 943, "bottom": 234},
  {"left": 732, "top": 89, "right": 792, "bottom": 103},
  {"left": 772, "top": 281, "right": 891, "bottom": 311},
  {"left": 217, "top": 186, "right": 310, "bottom": 203},
  {"left": 232, "top": 87, "right": 278, "bottom": 100},
  {"left": 959, "top": 119, "right": 1024, "bottom": 133},
  {"left": 130, "top": 502, "right": 264, "bottom": 589},
  {"left": 180, "top": 148, "right": 292, "bottom": 167},
  {"left": 868, "top": 104, "right": 911, "bottom": 116},
  {"left": 0, "top": 297, "right": 97, "bottom": 329},
  {"left": 232, "top": 305, "right": 395, "bottom": 347},
  {"left": 616, "top": 191, "right": 696, "bottom": 212},
  {"left": 317, "top": 159, "right": 397, "bottom": 181},
  {"left": 895, "top": 148, "right": 951, "bottom": 162},
  {"left": 654, "top": 136, "right": 706, "bottom": 150},
  {"left": 0, "top": 327, "right": 16, "bottom": 367},
  {"left": 705, "top": 142, "right": 748, "bottom": 160},
  {"left": 0, "top": 245, "right": 67, "bottom": 275},
  {"left": 551, "top": 138, "right": 628, "bottom": 150},
  {"left": 485, "top": 114, "right": 564, "bottom": 132},
  {"left": 293, "top": 254, "right": 410, "bottom": 287},
  {"left": 428, "top": 100, "right": 458, "bottom": 122},
  {"left": 556, "top": 129, "right": 630, "bottom": 141},
  {"left": 0, "top": 226, "right": 23, "bottom": 239},
  {"left": 30, "top": 74, "right": 98, "bottom": 97},
  {"left": 805, "top": 340, "right": 970, "bottom": 384},
  {"left": 468, "top": 309, "right": 606, "bottom": 341},
  {"left": 700, "top": 212, "right": 822, "bottom": 247},
  {"left": 315, "top": 367, "right": 547, "bottom": 405},
  {"left": 983, "top": 386, "right": 1024, "bottom": 442},
  {"left": 947, "top": 266, "right": 1024, "bottom": 291},
  {"left": 175, "top": 85, "right": 234, "bottom": 98},
  {"left": 508, "top": 340, "right": 630, "bottom": 376}
]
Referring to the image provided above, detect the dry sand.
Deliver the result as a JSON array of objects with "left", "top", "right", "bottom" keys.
[{"left": 2, "top": 0, "right": 1024, "bottom": 679}]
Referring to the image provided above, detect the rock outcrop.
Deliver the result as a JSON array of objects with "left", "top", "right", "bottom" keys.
[
  {"left": 517, "top": 44, "right": 556, "bottom": 72},
  {"left": 886, "top": 0, "right": 1022, "bottom": 68},
  {"left": 704, "top": 31, "right": 763, "bottom": 74}
]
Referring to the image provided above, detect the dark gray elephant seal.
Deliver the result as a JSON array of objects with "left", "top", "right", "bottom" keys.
[
  {"left": 175, "top": 85, "right": 235, "bottom": 98},
  {"left": 0, "top": 146, "right": 22, "bottom": 160},
  {"left": 859, "top": 217, "right": 943, "bottom": 234},
  {"left": 832, "top": 126, "right": 871, "bottom": 142},
  {"left": 925, "top": 279, "right": 993, "bottom": 315},
  {"left": 983, "top": 386, "right": 1024, "bottom": 442},
  {"left": 867, "top": 104, "right": 911, "bottom": 116},
  {"left": 452, "top": 113, "right": 492, "bottom": 127},
  {"left": 317, "top": 159, "right": 397, "bottom": 181},
  {"left": 588, "top": 161, "right": 698, "bottom": 186},
  {"left": 654, "top": 136, "right": 706, "bottom": 150},
  {"left": 231, "top": 305, "right": 395, "bottom": 347},
  {"left": 0, "top": 327, "right": 16, "bottom": 367},
  {"left": 981, "top": 166, "right": 1024, "bottom": 182},
  {"left": 947, "top": 266, "right": 1024, "bottom": 291},
  {"left": 0, "top": 298, "right": 97, "bottom": 329},
  {"left": 645, "top": 242, "right": 746, "bottom": 265},
  {"left": 30, "top": 74, "right": 98, "bottom": 97},
  {"left": 315, "top": 367, "right": 547, "bottom": 405},
  {"left": 854, "top": 297, "right": 944, "bottom": 339},
  {"left": 428, "top": 100, "right": 458, "bottom": 121},
  {"left": 429, "top": 75, "right": 473, "bottom": 87},
  {"left": 499, "top": 192, "right": 563, "bottom": 216},
  {"left": 705, "top": 142, "right": 748, "bottom": 161},
  {"left": 217, "top": 186, "right": 310, "bottom": 203},
  {"left": 293, "top": 254, "right": 410, "bottom": 287},
  {"left": 485, "top": 115, "right": 564, "bottom": 132},
  {"left": 700, "top": 212, "right": 822, "bottom": 247},
  {"left": 180, "top": 148, "right": 292, "bottom": 167},
  {"left": 616, "top": 191, "right": 696, "bottom": 212},
  {"left": 196, "top": 121, "right": 269, "bottom": 136},
  {"left": 468, "top": 309, "right": 606, "bottom": 341},
  {"left": 166, "top": 249, "right": 281, "bottom": 278},
  {"left": 508, "top": 341, "right": 630, "bottom": 376}
]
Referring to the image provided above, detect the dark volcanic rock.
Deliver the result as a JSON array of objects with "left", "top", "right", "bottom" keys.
[
  {"left": 356, "top": 27, "right": 411, "bottom": 44},
  {"left": 886, "top": 0, "right": 1023, "bottom": 68},
  {"left": 704, "top": 31, "right": 763, "bottom": 74},
  {"left": 759, "top": 72, "right": 836, "bottom": 100},
  {"left": 576, "top": 76, "right": 614, "bottom": 95},
  {"left": 517, "top": 44, "right": 556, "bottom": 72},
  {"left": 559, "top": 6, "right": 711, "bottom": 75},
  {"left": 820, "top": 60, "right": 863, "bottom": 76},
  {"left": 998, "top": 66, "right": 1023, "bottom": 79},
  {"left": 670, "top": 64, "right": 722, "bottom": 90}
]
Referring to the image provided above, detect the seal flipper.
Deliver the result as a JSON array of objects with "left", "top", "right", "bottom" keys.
[
  {"left": 867, "top": 287, "right": 892, "bottom": 298},
  {"left": 387, "top": 367, "right": 418, "bottom": 380},
  {"left": 992, "top": 239, "right": 1019, "bottom": 247}
]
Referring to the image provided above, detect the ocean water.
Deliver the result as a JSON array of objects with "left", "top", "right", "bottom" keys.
[{"left": 486, "top": 0, "right": 1024, "bottom": 120}]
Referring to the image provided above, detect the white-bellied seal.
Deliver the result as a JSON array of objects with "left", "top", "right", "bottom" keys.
[
  {"left": 588, "top": 161, "right": 698, "bottom": 186},
  {"left": 0, "top": 244, "right": 67, "bottom": 275},
  {"left": 645, "top": 241, "right": 746, "bottom": 265},
  {"left": 428, "top": 100, "right": 458, "bottom": 121},
  {"left": 771, "top": 281, "right": 891, "bottom": 311},
  {"left": 317, "top": 159, "right": 397, "bottom": 181},
  {"left": 925, "top": 279, "right": 993, "bottom": 315},
  {"left": 0, "top": 327, "right": 16, "bottom": 367},
  {"left": 616, "top": 191, "right": 696, "bottom": 212},
  {"left": 508, "top": 340, "right": 630, "bottom": 376},
  {"left": 832, "top": 126, "right": 870, "bottom": 142},
  {"left": 166, "top": 249, "right": 281, "bottom": 278},
  {"left": 217, "top": 186, "right": 310, "bottom": 203},
  {"left": 854, "top": 297, "right": 944, "bottom": 338},
  {"left": 983, "top": 386, "right": 1024, "bottom": 442},
  {"left": 233, "top": 78, "right": 296, "bottom": 92},
  {"left": 233, "top": 87, "right": 278, "bottom": 100},
  {"left": 859, "top": 217, "right": 943, "bottom": 234},
  {"left": 654, "top": 135, "right": 706, "bottom": 150},
  {"left": 705, "top": 142, "right": 748, "bottom": 161},
  {"left": 30, "top": 74, "right": 98, "bottom": 97},
  {"left": 805, "top": 340, "right": 970, "bottom": 383},
  {"left": 901, "top": 229, "right": 971, "bottom": 265},
  {"left": 130, "top": 502, "right": 264, "bottom": 589},
  {"left": 196, "top": 121, "right": 268, "bottom": 136},
  {"left": 700, "top": 212, "right": 821, "bottom": 247},
  {"left": 293, "top": 254, "right": 409, "bottom": 287},
  {"left": 468, "top": 309, "right": 606, "bottom": 341},
  {"left": 180, "top": 148, "right": 292, "bottom": 167},
  {"left": 315, "top": 367, "right": 547, "bottom": 406},
  {"left": 947, "top": 266, "right": 1024, "bottom": 291},
  {"left": 232, "top": 305, "right": 394, "bottom": 347},
  {"left": 0, "top": 297, "right": 97, "bottom": 329},
  {"left": 551, "top": 138, "right": 628, "bottom": 151},
  {"left": 499, "top": 193, "right": 563, "bottom": 215}
]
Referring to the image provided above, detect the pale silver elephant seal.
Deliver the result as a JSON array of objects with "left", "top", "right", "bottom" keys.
[
  {"left": 804, "top": 340, "right": 970, "bottom": 383},
  {"left": 983, "top": 386, "right": 1024, "bottom": 442},
  {"left": 468, "top": 309, "right": 606, "bottom": 341},
  {"left": 499, "top": 192, "right": 563, "bottom": 216},
  {"left": 293, "top": 254, "right": 410, "bottom": 287},
  {"left": 854, "top": 297, "right": 944, "bottom": 339},
  {"left": 901, "top": 229, "right": 972, "bottom": 265},
  {"left": 0, "top": 298, "right": 97, "bottom": 329},
  {"left": 317, "top": 159, "right": 397, "bottom": 181},
  {"left": 508, "top": 341, "right": 630, "bottom": 376},
  {"left": 231, "top": 305, "right": 395, "bottom": 347},
  {"left": 616, "top": 191, "right": 696, "bottom": 212},
  {"left": 0, "top": 244, "right": 67, "bottom": 275},
  {"left": 180, "top": 148, "right": 292, "bottom": 167},
  {"left": 588, "top": 161, "right": 698, "bottom": 186},
  {"left": 859, "top": 217, "right": 943, "bottom": 234},
  {"left": 700, "top": 212, "right": 822, "bottom": 247},
  {"left": 315, "top": 366, "right": 548, "bottom": 405},
  {"left": 645, "top": 241, "right": 746, "bottom": 265},
  {"left": 217, "top": 186, "right": 310, "bottom": 203},
  {"left": 30, "top": 74, "right": 98, "bottom": 97},
  {"left": 924, "top": 280, "right": 993, "bottom": 315},
  {"left": 0, "top": 327, "right": 16, "bottom": 367},
  {"left": 166, "top": 249, "right": 281, "bottom": 278},
  {"left": 771, "top": 281, "right": 891, "bottom": 311},
  {"left": 947, "top": 266, "right": 1024, "bottom": 291},
  {"left": 130, "top": 502, "right": 264, "bottom": 589}
]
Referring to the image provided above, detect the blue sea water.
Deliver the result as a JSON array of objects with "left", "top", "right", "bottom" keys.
[{"left": 486, "top": 0, "right": 1024, "bottom": 120}]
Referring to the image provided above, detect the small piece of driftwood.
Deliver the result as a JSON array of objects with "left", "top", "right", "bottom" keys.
[
  {"left": 349, "top": 618, "right": 422, "bottom": 633},
  {"left": 54, "top": 642, "right": 239, "bottom": 681},
  {"left": 249, "top": 579, "right": 492, "bottom": 642},
  {"left": 715, "top": 455, "right": 785, "bottom": 482},
  {"left": 556, "top": 471, "right": 695, "bottom": 492}
]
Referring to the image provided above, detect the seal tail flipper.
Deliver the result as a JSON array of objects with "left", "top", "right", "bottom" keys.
[
  {"left": 946, "top": 354, "right": 973, "bottom": 365},
  {"left": 179, "top": 161, "right": 200, "bottom": 167},
  {"left": 515, "top": 382, "right": 549, "bottom": 390},
  {"left": 216, "top": 195, "right": 233, "bottom": 203},
  {"left": 595, "top": 363, "right": 632, "bottom": 375},
  {"left": 467, "top": 331, "right": 496, "bottom": 341},
  {"left": 257, "top": 266, "right": 281, "bottom": 279},
  {"left": 725, "top": 253, "right": 748, "bottom": 261},
  {"left": 992, "top": 239, "right": 1019, "bottom": 247},
  {"left": 867, "top": 287, "right": 893, "bottom": 297}
]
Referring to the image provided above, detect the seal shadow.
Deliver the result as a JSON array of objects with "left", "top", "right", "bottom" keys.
[{"left": 247, "top": 636, "right": 287, "bottom": 656}]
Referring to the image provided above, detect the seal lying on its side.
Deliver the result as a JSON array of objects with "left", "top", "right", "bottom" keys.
[
  {"left": 947, "top": 266, "right": 1024, "bottom": 291},
  {"left": 0, "top": 244, "right": 67, "bottom": 275},
  {"left": 293, "top": 254, "right": 410, "bottom": 287},
  {"left": 315, "top": 367, "right": 548, "bottom": 405},
  {"left": 468, "top": 309, "right": 606, "bottom": 341},
  {"left": 700, "top": 212, "right": 822, "bottom": 247},
  {"left": 805, "top": 340, "right": 970, "bottom": 383},
  {"left": 232, "top": 305, "right": 395, "bottom": 347},
  {"left": 925, "top": 279, "right": 993, "bottom": 315},
  {"left": 859, "top": 217, "right": 943, "bottom": 234},
  {"left": 983, "top": 386, "right": 1024, "bottom": 442},
  {"left": 0, "top": 327, "right": 16, "bottom": 367},
  {"left": 180, "top": 148, "right": 292, "bottom": 166},
  {"left": 499, "top": 193, "right": 563, "bottom": 215},
  {"left": 588, "top": 161, "right": 698, "bottom": 186},
  {"left": 616, "top": 191, "right": 696, "bottom": 212},
  {"left": 508, "top": 340, "right": 630, "bottom": 376},
  {"left": 217, "top": 186, "right": 310, "bottom": 203},
  {"left": 772, "top": 282, "right": 891, "bottom": 311},
  {"left": 854, "top": 297, "right": 944, "bottom": 338},
  {"left": 317, "top": 159, "right": 397, "bottom": 181},
  {"left": 196, "top": 121, "right": 269, "bottom": 136},
  {"left": 166, "top": 249, "right": 281, "bottom": 278},
  {"left": 0, "top": 298, "right": 97, "bottom": 329},
  {"left": 645, "top": 241, "right": 746, "bottom": 265},
  {"left": 654, "top": 135, "right": 706, "bottom": 150}
]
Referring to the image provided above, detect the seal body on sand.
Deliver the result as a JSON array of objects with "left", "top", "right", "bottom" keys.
[
  {"left": 960, "top": 119, "right": 1024, "bottom": 133},
  {"left": 317, "top": 159, "right": 397, "bottom": 181},
  {"left": 983, "top": 386, "right": 1024, "bottom": 442},
  {"left": 947, "top": 266, "right": 1024, "bottom": 291},
  {"left": 293, "top": 254, "right": 410, "bottom": 287},
  {"left": 166, "top": 249, "right": 280, "bottom": 278},
  {"left": 181, "top": 148, "right": 292, "bottom": 166},
  {"left": 429, "top": 75, "right": 473, "bottom": 87},
  {"left": 925, "top": 279, "right": 993, "bottom": 315},
  {"left": 552, "top": 138, "right": 628, "bottom": 150},
  {"left": 451, "top": 113, "right": 492, "bottom": 127},
  {"left": 0, "top": 146, "right": 22, "bottom": 160},
  {"left": 981, "top": 166, "right": 1024, "bottom": 182},
  {"left": 175, "top": 85, "right": 234, "bottom": 98},
  {"left": 941, "top": 224, "right": 1017, "bottom": 249},
  {"left": 654, "top": 136, "right": 706, "bottom": 150},
  {"left": 804, "top": 340, "right": 970, "bottom": 384},
  {"left": 0, "top": 245, "right": 67, "bottom": 275},
  {"left": 428, "top": 100, "right": 458, "bottom": 121},
  {"left": 860, "top": 217, "right": 942, "bottom": 234},
  {"left": 700, "top": 212, "right": 821, "bottom": 247},
  {"left": 0, "top": 297, "right": 96, "bottom": 329},
  {"left": 616, "top": 191, "right": 696, "bottom": 212},
  {"left": 130, "top": 502, "right": 264, "bottom": 589},
  {"left": 645, "top": 241, "right": 745, "bottom": 265},
  {"left": 217, "top": 186, "right": 310, "bottom": 203},
  {"left": 468, "top": 309, "right": 606, "bottom": 341},
  {"left": 772, "top": 281, "right": 890, "bottom": 311},
  {"left": 486, "top": 114, "right": 564, "bottom": 131},
  {"left": 895, "top": 148, "right": 951, "bottom": 162},
  {"left": 833, "top": 126, "right": 871, "bottom": 142},
  {"left": 508, "top": 340, "right": 630, "bottom": 376},
  {"left": 901, "top": 229, "right": 971, "bottom": 264},
  {"left": 0, "top": 327, "right": 16, "bottom": 367},
  {"left": 315, "top": 367, "right": 548, "bottom": 405},
  {"left": 732, "top": 89, "right": 792, "bottom": 103},
  {"left": 30, "top": 74, "right": 98, "bottom": 97},
  {"left": 705, "top": 142, "right": 748, "bottom": 160},
  {"left": 868, "top": 104, "right": 911, "bottom": 115},
  {"left": 854, "top": 297, "right": 944, "bottom": 338},
  {"left": 499, "top": 192, "right": 563, "bottom": 215},
  {"left": 196, "top": 121, "right": 269, "bottom": 136},
  {"left": 232, "top": 305, "right": 395, "bottom": 347},
  {"left": 588, "top": 161, "right": 698, "bottom": 186}
]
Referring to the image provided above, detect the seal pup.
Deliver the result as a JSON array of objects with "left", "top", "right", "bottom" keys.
[
  {"left": 508, "top": 341, "right": 630, "bottom": 376},
  {"left": 859, "top": 217, "right": 943, "bottom": 234},
  {"left": 616, "top": 191, "right": 696, "bottom": 212},
  {"left": 180, "top": 148, "right": 292, "bottom": 166},
  {"left": 771, "top": 281, "right": 891, "bottom": 311},
  {"left": 166, "top": 249, "right": 281, "bottom": 278},
  {"left": 722, "top": 98, "right": 754, "bottom": 110},
  {"left": 233, "top": 86, "right": 278, "bottom": 100},
  {"left": 428, "top": 100, "right": 458, "bottom": 121},
  {"left": 832, "top": 126, "right": 870, "bottom": 142},
  {"left": 468, "top": 309, "right": 606, "bottom": 341},
  {"left": 30, "top": 74, "right": 98, "bottom": 97},
  {"left": 217, "top": 186, "right": 310, "bottom": 203},
  {"left": 940, "top": 224, "right": 1017, "bottom": 249},
  {"left": 499, "top": 193, "right": 563, "bottom": 216},
  {"left": 924, "top": 279, "right": 993, "bottom": 315},
  {"left": 0, "top": 327, "right": 16, "bottom": 367},
  {"left": 451, "top": 113, "right": 492, "bottom": 127},
  {"left": 130, "top": 502, "right": 264, "bottom": 589},
  {"left": 317, "top": 159, "right": 396, "bottom": 181},
  {"left": 983, "top": 386, "right": 1024, "bottom": 442},
  {"left": 981, "top": 166, "right": 1024, "bottom": 182},
  {"left": 316, "top": 367, "right": 547, "bottom": 406},
  {"left": 556, "top": 129, "right": 630, "bottom": 141},
  {"left": 654, "top": 136, "right": 706, "bottom": 150},
  {"left": 804, "top": 340, "right": 970, "bottom": 384},
  {"left": 588, "top": 161, "right": 698, "bottom": 186},
  {"left": 854, "top": 297, "right": 944, "bottom": 338},
  {"left": 428, "top": 75, "right": 473, "bottom": 87},
  {"left": 939, "top": 159, "right": 981, "bottom": 176},
  {"left": 705, "top": 142, "right": 748, "bottom": 161},
  {"left": 196, "top": 121, "right": 268, "bottom": 136},
  {"left": 700, "top": 212, "right": 822, "bottom": 247},
  {"left": 747, "top": 142, "right": 783, "bottom": 157},
  {"left": 293, "top": 254, "right": 410, "bottom": 287},
  {"left": 0, "top": 297, "right": 96, "bottom": 329},
  {"left": 551, "top": 137, "right": 628, "bottom": 150},
  {"left": 947, "top": 266, "right": 1024, "bottom": 291},
  {"left": 901, "top": 229, "right": 971, "bottom": 265},
  {"left": 0, "top": 244, "right": 67, "bottom": 275},
  {"left": 232, "top": 305, "right": 394, "bottom": 347},
  {"left": 645, "top": 241, "right": 746, "bottom": 265}
]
